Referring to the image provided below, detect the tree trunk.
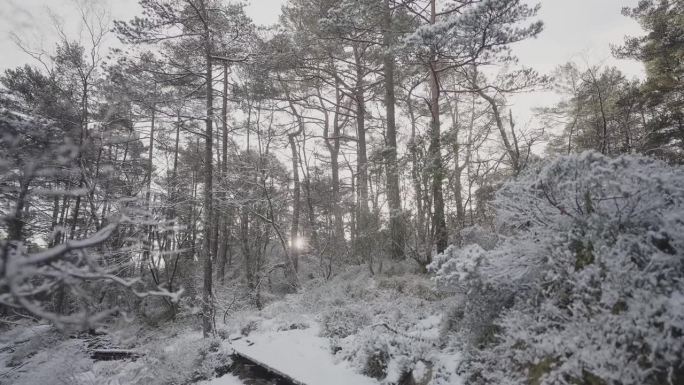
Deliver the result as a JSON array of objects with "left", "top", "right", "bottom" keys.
[
  {"left": 241, "top": 207, "right": 252, "bottom": 288},
  {"left": 383, "top": 0, "right": 404, "bottom": 260},
  {"left": 477, "top": 89, "right": 521, "bottom": 174},
  {"left": 331, "top": 85, "right": 344, "bottom": 247},
  {"left": 69, "top": 184, "right": 83, "bottom": 240},
  {"left": 143, "top": 106, "right": 156, "bottom": 276},
  {"left": 321, "top": 75, "right": 345, "bottom": 258},
  {"left": 353, "top": 45, "right": 372, "bottom": 271},
  {"left": 49, "top": 190, "right": 60, "bottom": 248},
  {"left": 201, "top": 10, "right": 214, "bottom": 337},
  {"left": 218, "top": 63, "right": 230, "bottom": 284},
  {"left": 301, "top": 147, "right": 319, "bottom": 252},
  {"left": 448, "top": 96, "right": 466, "bottom": 231},
  {"left": 288, "top": 129, "right": 301, "bottom": 273},
  {"left": 428, "top": 0, "right": 448, "bottom": 257},
  {"left": 281, "top": 76, "right": 305, "bottom": 282},
  {"left": 69, "top": 76, "right": 90, "bottom": 241},
  {"left": 146, "top": 106, "right": 155, "bottom": 207},
  {"left": 407, "top": 86, "right": 426, "bottom": 249}
]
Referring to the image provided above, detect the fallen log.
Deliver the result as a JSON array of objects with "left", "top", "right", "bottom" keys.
[{"left": 90, "top": 348, "right": 141, "bottom": 361}]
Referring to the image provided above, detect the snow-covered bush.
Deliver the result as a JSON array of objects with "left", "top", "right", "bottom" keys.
[
  {"left": 430, "top": 152, "right": 684, "bottom": 385},
  {"left": 119, "top": 334, "right": 230, "bottom": 385},
  {"left": 321, "top": 306, "right": 371, "bottom": 339},
  {"left": 0, "top": 324, "right": 95, "bottom": 385},
  {"left": 338, "top": 325, "right": 436, "bottom": 382},
  {"left": 456, "top": 225, "right": 500, "bottom": 250},
  {"left": 296, "top": 265, "right": 375, "bottom": 312},
  {"left": 430, "top": 243, "right": 517, "bottom": 348},
  {"left": 376, "top": 274, "right": 444, "bottom": 302}
]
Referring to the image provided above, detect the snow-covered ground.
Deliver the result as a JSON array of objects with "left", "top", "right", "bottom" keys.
[
  {"left": 0, "top": 266, "right": 464, "bottom": 385},
  {"left": 197, "top": 373, "right": 244, "bottom": 385},
  {"left": 219, "top": 267, "right": 464, "bottom": 385}
]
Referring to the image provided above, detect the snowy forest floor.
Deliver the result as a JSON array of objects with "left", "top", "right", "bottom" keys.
[{"left": 0, "top": 265, "right": 463, "bottom": 385}]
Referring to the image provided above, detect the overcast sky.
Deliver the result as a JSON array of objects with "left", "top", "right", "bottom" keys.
[{"left": 0, "top": 0, "right": 645, "bottom": 121}]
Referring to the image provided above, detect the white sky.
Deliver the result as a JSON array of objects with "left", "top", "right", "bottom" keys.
[{"left": 0, "top": 0, "right": 645, "bottom": 121}]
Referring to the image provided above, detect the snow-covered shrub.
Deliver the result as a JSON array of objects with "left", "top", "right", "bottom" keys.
[
  {"left": 338, "top": 325, "right": 435, "bottom": 383},
  {"left": 239, "top": 318, "right": 259, "bottom": 336},
  {"left": 140, "top": 296, "right": 175, "bottom": 326},
  {"left": 321, "top": 306, "right": 371, "bottom": 339},
  {"left": 457, "top": 225, "right": 500, "bottom": 250},
  {"left": 357, "top": 330, "right": 391, "bottom": 379},
  {"left": 431, "top": 152, "right": 684, "bottom": 385},
  {"left": 296, "top": 265, "right": 375, "bottom": 312},
  {"left": 121, "top": 334, "right": 230, "bottom": 385},
  {"left": 430, "top": 244, "right": 487, "bottom": 292},
  {"left": 430, "top": 243, "right": 517, "bottom": 347},
  {"left": 376, "top": 274, "right": 444, "bottom": 302},
  {"left": 0, "top": 324, "right": 94, "bottom": 385},
  {"left": 6, "top": 326, "right": 62, "bottom": 367}
]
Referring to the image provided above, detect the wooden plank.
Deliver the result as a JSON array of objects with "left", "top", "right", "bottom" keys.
[
  {"left": 232, "top": 349, "right": 307, "bottom": 385},
  {"left": 90, "top": 349, "right": 140, "bottom": 361}
]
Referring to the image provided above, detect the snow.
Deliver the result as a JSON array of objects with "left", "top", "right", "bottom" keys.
[
  {"left": 413, "top": 360, "right": 428, "bottom": 383},
  {"left": 433, "top": 352, "right": 464, "bottom": 385},
  {"left": 412, "top": 314, "right": 443, "bottom": 340},
  {"left": 197, "top": 373, "right": 244, "bottom": 385},
  {"left": 230, "top": 322, "right": 380, "bottom": 385}
]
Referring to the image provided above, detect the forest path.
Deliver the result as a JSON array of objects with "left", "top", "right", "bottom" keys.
[{"left": 227, "top": 322, "right": 379, "bottom": 385}]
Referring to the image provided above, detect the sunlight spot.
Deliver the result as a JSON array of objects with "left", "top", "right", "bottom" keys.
[{"left": 292, "top": 236, "right": 307, "bottom": 250}]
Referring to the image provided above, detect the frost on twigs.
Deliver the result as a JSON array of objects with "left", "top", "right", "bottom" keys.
[
  {"left": 0, "top": 214, "right": 183, "bottom": 330},
  {"left": 0, "top": 109, "right": 182, "bottom": 330},
  {"left": 431, "top": 151, "right": 684, "bottom": 385}
]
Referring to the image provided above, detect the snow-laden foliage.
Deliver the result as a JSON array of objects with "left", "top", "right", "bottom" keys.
[
  {"left": 321, "top": 306, "right": 371, "bottom": 338},
  {"left": 0, "top": 107, "right": 181, "bottom": 329},
  {"left": 403, "top": 0, "right": 542, "bottom": 63},
  {"left": 430, "top": 151, "right": 684, "bottom": 385},
  {"left": 0, "top": 321, "right": 232, "bottom": 385}
]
